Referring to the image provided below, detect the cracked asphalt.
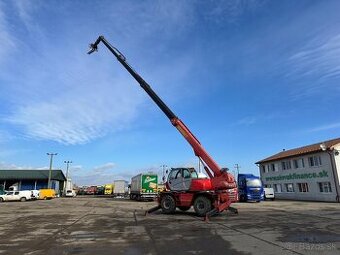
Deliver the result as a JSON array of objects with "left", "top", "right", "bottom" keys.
[{"left": 0, "top": 197, "right": 339, "bottom": 255}]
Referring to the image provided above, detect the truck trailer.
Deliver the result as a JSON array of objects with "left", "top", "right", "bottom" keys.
[
  {"left": 130, "top": 173, "right": 158, "bottom": 201},
  {"left": 113, "top": 180, "right": 127, "bottom": 197}
]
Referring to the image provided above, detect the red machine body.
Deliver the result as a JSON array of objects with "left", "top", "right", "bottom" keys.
[{"left": 88, "top": 36, "right": 238, "bottom": 217}]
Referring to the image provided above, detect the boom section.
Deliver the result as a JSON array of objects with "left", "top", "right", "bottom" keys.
[
  {"left": 88, "top": 36, "right": 176, "bottom": 120},
  {"left": 88, "top": 36, "right": 222, "bottom": 177}
]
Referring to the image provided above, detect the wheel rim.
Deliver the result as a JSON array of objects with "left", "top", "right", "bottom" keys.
[
  {"left": 197, "top": 201, "right": 205, "bottom": 210},
  {"left": 163, "top": 199, "right": 171, "bottom": 209},
  {"left": 194, "top": 197, "right": 211, "bottom": 216}
]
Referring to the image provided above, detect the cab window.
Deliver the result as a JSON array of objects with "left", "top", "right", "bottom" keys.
[
  {"left": 190, "top": 171, "right": 198, "bottom": 179},
  {"left": 183, "top": 169, "right": 191, "bottom": 179},
  {"left": 175, "top": 170, "right": 182, "bottom": 178},
  {"left": 168, "top": 169, "right": 181, "bottom": 180}
]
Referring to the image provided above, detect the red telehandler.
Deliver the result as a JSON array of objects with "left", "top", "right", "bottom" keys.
[{"left": 88, "top": 36, "right": 238, "bottom": 218}]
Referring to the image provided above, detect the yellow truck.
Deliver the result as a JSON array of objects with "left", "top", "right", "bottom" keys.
[
  {"left": 39, "top": 189, "right": 56, "bottom": 200},
  {"left": 104, "top": 184, "right": 113, "bottom": 195}
]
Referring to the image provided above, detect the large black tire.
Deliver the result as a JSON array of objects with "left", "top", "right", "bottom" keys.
[
  {"left": 193, "top": 196, "right": 212, "bottom": 217},
  {"left": 0, "top": 197, "right": 4, "bottom": 202},
  {"left": 177, "top": 206, "right": 191, "bottom": 212},
  {"left": 20, "top": 197, "right": 26, "bottom": 202},
  {"left": 160, "top": 195, "right": 176, "bottom": 214}
]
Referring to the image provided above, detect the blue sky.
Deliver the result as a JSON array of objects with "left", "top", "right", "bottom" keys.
[{"left": 0, "top": 0, "right": 339, "bottom": 185}]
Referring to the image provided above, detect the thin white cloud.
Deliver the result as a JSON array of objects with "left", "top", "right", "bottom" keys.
[
  {"left": 233, "top": 116, "right": 257, "bottom": 126},
  {"left": 0, "top": 1, "right": 199, "bottom": 145},
  {"left": 73, "top": 169, "right": 129, "bottom": 186},
  {"left": 13, "top": 1, "right": 35, "bottom": 30},
  {"left": 203, "top": 0, "right": 267, "bottom": 24},
  {"left": 68, "top": 164, "right": 82, "bottom": 173},
  {"left": 0, "top": 130, "right": 15, "bottom": 143},
  {"left": 308, "top": 122, "right": 340, "bottom": 132},
  {"left": 93, "top": 162, "right": 116, "bottom": 173},
  {"left": 231, "top": 112, "right": 287, "bottom": 127},
  {"left": 0, "top": 161, "right": 37, "bottom": 170},
  {"left": 286, "top": 34, "right": 340, "bottom": 85},
  {"left": 0, "top": 3, "right": 16, "bottom": 65},
  {"left": 6, "top": 90, "right": 139, "bottom": 145}
]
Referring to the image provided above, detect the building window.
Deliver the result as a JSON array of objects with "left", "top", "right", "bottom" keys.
[
  {"left": 293, "top": 158, "right": 305, "bottom": 169},
  {"left": 318, "top": 182, "right": 332, "bottom": 193},
  {"left": 281, "top": 160, "right": 291, "bottom": 170},
  {"left": 308, "top": 156, "right": 322, "bottom": 167},
  {"left": 293, "top": 160, "right": 298, "bottom": 169},
  {"left": 285, "top": 183, "right": 294, "bottom": 192},
  {"left": 273, "top": 184, "right": 282, "bottom": 193},
  {"left": 261, "top": 165, "right": 270, "bottom": 173},
  {"left": 300, "top": 158, "right": 305, "bottom": 168},
  {"left": 270, "top": 164, "right": 277, "bottom": 172},
  {"left": 297, "top": 183, "right": 309, "bottom": 192},
  {"left": 287, "top": 161, "right": 291, "bottom": 169}
]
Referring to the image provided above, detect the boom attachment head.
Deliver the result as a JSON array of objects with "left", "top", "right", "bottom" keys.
[
  {"left": 87, "top": 43, "right": 98, "bottom": 54},
  {"left": 87, "top": 36, "right": 103, "bottom": 54},
  {"left": 87, "top": 36, "right": 126, "bottom": 61}
]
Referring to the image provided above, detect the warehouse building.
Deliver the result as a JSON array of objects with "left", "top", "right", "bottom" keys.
[
  {"left": 0, "top": 169, "right": 66, "bottom": 195},
  {"left": 256, "top": 138, "right": 340, "bottom": 202}
]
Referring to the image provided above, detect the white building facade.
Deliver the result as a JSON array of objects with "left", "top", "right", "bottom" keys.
[{"left": 256, "top": 138, "right": 340, "bottom": 202}]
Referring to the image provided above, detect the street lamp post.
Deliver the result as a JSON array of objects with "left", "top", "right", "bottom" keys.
[
  {"left": 63, "top": 160, "right": 72, "bottom": 196},
  {"left": 47, "top": 153, "right": 58, "bottom": 189},
  {"left": 320, "top": 143, "right": 340, "bottom": 202}
]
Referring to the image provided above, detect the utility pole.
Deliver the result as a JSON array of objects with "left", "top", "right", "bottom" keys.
[
  {"left": 160, "top": 165, "right": 167, "bottom": 184},
  {"left": 234, "top": 164, "right": 241, "bottom": 178},
  {"left": 63, "top": 160, "right": 72, "bottom": 196},
  {"left": 47, "top": 153, "right": 58, "bottom": 189}
]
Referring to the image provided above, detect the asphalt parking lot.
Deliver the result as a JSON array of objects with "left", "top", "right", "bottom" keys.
[{"left": 0, "top": 197, "right": 339, "bottom": 255}]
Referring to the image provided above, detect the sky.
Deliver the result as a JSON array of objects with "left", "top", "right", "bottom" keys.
[{"left": 0, "top": 0, "right": 340, "bottom": 186}]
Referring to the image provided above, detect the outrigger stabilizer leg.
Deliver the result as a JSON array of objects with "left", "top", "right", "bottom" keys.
[
  {"left": 144, "top": 205, "right": 161, "bottom": 216},
  {"left": 228, "top": 206, "right": 238, "bottom": 214}
]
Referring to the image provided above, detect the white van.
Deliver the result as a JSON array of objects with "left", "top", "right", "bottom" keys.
[
  {"left": 263, "top": 188, "right": 275, "bottom": 201},
  {"left": 30, "top": 190, "right": 40, "bottom": 200},
  {"left": 0, "top": 191, "right": 33, "bottom": 202},
  {"left": 65, "top": 190, "right": 77, "bottom": 197}
]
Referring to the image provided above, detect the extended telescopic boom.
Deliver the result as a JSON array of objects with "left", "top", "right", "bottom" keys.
[
  {"left": 88, "top": 36, "right": 227, "bottom": 180},
  {"left": 88, "top": 36, "right": 176, "bottom": 120}
]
